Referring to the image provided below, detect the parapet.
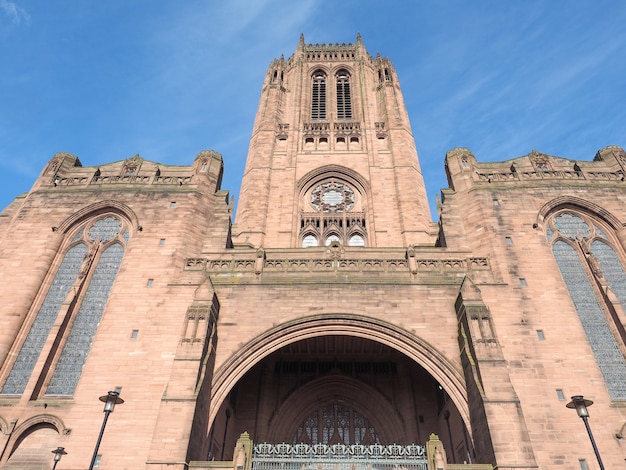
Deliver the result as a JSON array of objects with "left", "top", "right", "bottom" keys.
[{"left": 444, "top": 146, "right": 626, "bottom": 193}]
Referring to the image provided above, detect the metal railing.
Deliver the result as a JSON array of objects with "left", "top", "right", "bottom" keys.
[{"left": 252, "top": 443, "right": 428, "bottom": 470}]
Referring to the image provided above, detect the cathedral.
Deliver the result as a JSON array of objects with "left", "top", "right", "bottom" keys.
[{"left": 0, "top": 34, "right": 625, "bottom": 469}]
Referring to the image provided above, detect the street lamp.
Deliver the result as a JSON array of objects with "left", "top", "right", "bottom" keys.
[
  {"left": 566, "top": 395, "right": 605, "bottom": 470},
  {"left": 51, "top": 446, "right": 67, "bottom": 469},
  {"left": 88, "top": 391, "right": 124, "bottom": 470}
]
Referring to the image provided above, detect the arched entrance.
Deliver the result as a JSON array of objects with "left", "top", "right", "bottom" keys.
[{"left": 206, "top": 315, "right": 473, "bottom": 464}]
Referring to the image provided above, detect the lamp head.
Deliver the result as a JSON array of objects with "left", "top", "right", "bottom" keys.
[
  {"left": 52, "top": 446, "right": 67, "bottom": 461},
  {"left": 566, "top": 395, "right": 593, "bottom": 418},
  {"left": 99, "top": 390, "right": 124, "bottom": 413}
]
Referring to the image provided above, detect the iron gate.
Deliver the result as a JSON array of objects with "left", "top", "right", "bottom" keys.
[{"left": 252, "top": 443, "right": 428, "bottom": 470}]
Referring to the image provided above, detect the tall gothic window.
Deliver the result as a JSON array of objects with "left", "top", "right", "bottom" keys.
[
  {"left": 1, "top": 215, "right": 129, "bottom": 396},
  {"left": 311, "top": 71, "right": 326, "bottom": 120},
  {"left": 547, "top": 211, "right": 626, "bottom": 400},
  {"left": 336, "top": 70, "right": 352, "bottom": 119}
]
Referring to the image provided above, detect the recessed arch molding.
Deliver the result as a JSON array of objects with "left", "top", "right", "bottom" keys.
[
  {"left": 56, "top": 200, "right": 141, "bottom": 234},
  {"left": 536, "top": 195, "right": 624, "bottom": 231},
  {"left": 297, "top": 165, "right": 370, "bottom": 195},
  {"left": 209, "top": 314, "right": 469, "bottom": 435}
]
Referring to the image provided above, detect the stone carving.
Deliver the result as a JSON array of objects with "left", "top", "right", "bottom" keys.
[
  {"left": 277, "top": 123, "right": 289, "bottom": 140},
  {"left": 190, "top": 256, "right": 489, "bottom": 275},
  {"left": 186, "top": 258, "right": 207, "bottom": 270},
  {"left": 47, "top": 158, "right": 61, "bottom": 174},
  {"left": 375, "top": 121, "right": 387, "bottom": 139},
  {"left": 461, "top": 155, "right": 470, "bottom": 169},
  {"left": 182, "top": 305, "right": 211, "bottom": 343}
]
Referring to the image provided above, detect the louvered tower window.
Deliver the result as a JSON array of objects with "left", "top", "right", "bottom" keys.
[
  {"left": 336, "top": 71, "right": 352, "bottom": 120},
  {"left": 311, "top": 71, "right": 326, "bottom": 120}
]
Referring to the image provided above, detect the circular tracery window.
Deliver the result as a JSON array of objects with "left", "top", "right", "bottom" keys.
[{"left": 311, "top": 182, "right": 355, "bottom": 213}]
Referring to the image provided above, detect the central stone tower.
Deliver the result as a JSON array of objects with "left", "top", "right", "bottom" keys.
[{"left": 233, "top": 34, "right": 434, "bottom": 248}]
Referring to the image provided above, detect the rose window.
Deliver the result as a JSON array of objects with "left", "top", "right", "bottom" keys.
[{"left": 311, "top": 182, "right": 354, "bottom": 213}]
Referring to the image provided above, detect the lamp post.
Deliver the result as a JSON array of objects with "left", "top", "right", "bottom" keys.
[
  {"left": 566, "top": 395, "right": 605, "bottom": 470},
  {"left": 88, "top": 391, "right": 124, "bottom": 470},
  {"left": 51, "top": 446, "right": 67, "bottom": 469}
]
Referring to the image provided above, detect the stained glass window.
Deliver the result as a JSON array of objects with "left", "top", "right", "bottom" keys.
[
  {"left": 550, "top": 213, "right": 626, "bottom": 400},
  {"left": 293, "top": 404, "right": 379, "bottom": 445},
  {"left": 591, "top": 240, "right": 626, "bottom": 307},
  {"left": 554, "top": 213, "right": 589, "bottom": 239},
  {"left": 46, "top": 243, "right": 124, "bottom": 395},
  {"left": 89, "top": 216, "right": 122, "bottom": 241},
  {"left": 1, "top": 244, "right": 87, "bottom": 394},
  {"left": 1, "top": 215, "right": 128, "bottom": 397}
]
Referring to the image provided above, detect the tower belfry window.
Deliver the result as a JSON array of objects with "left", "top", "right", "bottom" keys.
[
  {"left": 311, "top": 71, "right": 326, "bottom": 120},
  {"left": 336, "top": 71, "right": 352, "bottom": 120}
]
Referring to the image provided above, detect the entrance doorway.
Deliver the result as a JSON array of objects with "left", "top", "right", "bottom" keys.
[{"left": 208, "top": 335, "right": 472, "bottom": 464}]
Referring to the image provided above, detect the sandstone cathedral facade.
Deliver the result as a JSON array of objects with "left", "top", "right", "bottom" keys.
[{"left": 0, "top": 35, "right": 625, "bottom": 469}]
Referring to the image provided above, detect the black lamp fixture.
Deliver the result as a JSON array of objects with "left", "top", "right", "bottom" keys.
[
  {"left": 51, "top": 446, "right": 67, "bottom": 470},
  {"left": 88, "top": 391, "right": 124, "bottom": 470},
  {"left": 566, "top": 395, "right": 605, "bottom": 470}
]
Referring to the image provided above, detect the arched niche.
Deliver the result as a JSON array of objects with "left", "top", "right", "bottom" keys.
[
  {"left": 209, "top": 314, "right": 469, "bottom": 435},
  {"left": 2, "top": 414, "right": 66, "bottom": 468}
]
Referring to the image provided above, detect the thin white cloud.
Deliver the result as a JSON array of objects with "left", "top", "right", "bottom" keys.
[
  {"left": 529, "top": 37, "right": 626, "bottom": 108},
  {"left": 0, "top": 0, "right": 30, "bottom": 25}
]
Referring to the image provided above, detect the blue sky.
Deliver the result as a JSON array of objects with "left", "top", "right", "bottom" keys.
[{"left": 1, "top": 1, "right": 625, "bottom": 220}]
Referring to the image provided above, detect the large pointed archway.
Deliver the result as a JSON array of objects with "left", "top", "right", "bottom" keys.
[{"left": 206, "top": 315, "right": 473, "bottom": 463}]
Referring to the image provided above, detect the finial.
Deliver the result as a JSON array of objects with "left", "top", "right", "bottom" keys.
[
  {"left": 356, "top": 32, "right": 362, "bottom": 43},
  {"left": 297, "top": 33, "right": 305, "bottom": 52}
]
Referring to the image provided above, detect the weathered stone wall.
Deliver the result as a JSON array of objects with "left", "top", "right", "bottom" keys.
[
  {"left": 0, "top": 152, "right": 228, "bottom": 469},
  {"left": 442, "top": 146, "right": 626, "bottom": 468}
]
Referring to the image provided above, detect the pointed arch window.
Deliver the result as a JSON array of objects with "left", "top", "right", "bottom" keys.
[
  {"left": 547, "top": 211, "right": 626, "bottom": 400},
  {"left": 293, "top": 403, "right": 379, "bottom": 445},
  {"left": 1, "top": 215, "right": 129, "bottom": 396},
  {"left": 302, "top": 234, "right": 318, "bottom": 248},
  {"left": 311, "top": 71, "right": 326, "bottom": 120},
  {"left": 325, "top": 234, "right": 341, "bottom": 246},
  {"left": 349, "top": 234, "right": 365, "bottom": 247},
  {"left": 336, "top": 70, "right": 352, "bottom": 120}
]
